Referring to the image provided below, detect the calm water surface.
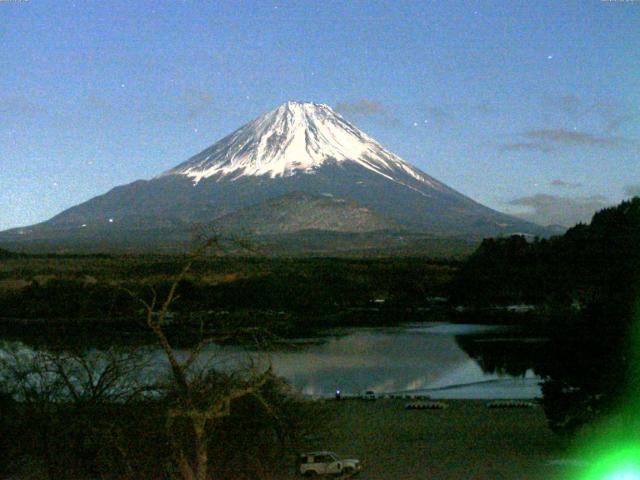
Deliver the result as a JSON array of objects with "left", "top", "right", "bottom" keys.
[
  {"left": 1, "top": 323, "right": 545, "bottom": 399},
  {"left": 257, "top": 323, "right": 543, "bottom": 398}
]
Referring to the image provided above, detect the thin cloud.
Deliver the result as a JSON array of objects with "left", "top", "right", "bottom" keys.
[
  {"left": 83, "top": 89, "right": 217, "bottom": 121},
  {"left": 335, "top": 99, "right": 399, "bottom": 127},
  {"left": 421, "top": 102, "right": 495, "bottom": 127},
  {"left": 588, "top": 99, "right": 636, "bottom": 133},
  {"left": 604, "top": 112, "right": 635, "bottom": 133},
  {"left": 499, "top": 142, "right": 553, "bottom": 154},
  {"left": 473, "top": 102, "right": 495, "bottom": 115},
  {"left": 524, "top": 129, "right": 618, "bottom": 147},
  {"left": 507, "top": 194, "right": 610, "bottom": 227},
  {"left": 424, "top": 106, "right": 451, "bottom": 125},
  {"left": 183, "top": 88, "right": 215, "bottom": 119},
  {"left": 553, "top": 94, "right": 581, "bottom": 115},
  {"left": 546, "top": 95, "right": 636, "bottom": 133},
  {"left": 624, "top": 184, "right": 640, "bottom": 197},
  {"left": 500, "top": 128, "right": 638, "bottom": 154},
  {"left": 336, "top": 99, "right": 385, "bottom": 116},
  {"left": 0, "top": 96, "right": 48, "bottom": 117},
  {"left": 550, "top": 179, "right": 583, "bottom": 189}
]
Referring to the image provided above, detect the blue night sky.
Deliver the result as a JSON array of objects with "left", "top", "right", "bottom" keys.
[{"left": 1, "top": 0, "right": 639, "bottom": 230}]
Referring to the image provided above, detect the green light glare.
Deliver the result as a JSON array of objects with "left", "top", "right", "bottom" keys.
[
  {"left": 604, "top": 471, "right": 640, "bottom": 480},
  {"left": 574, "top": 229, "right": 640, "bottom": 479},
  {"left": 580, "top": 445, "right": 640, "bottom": 480},
  {"left": 571, "top": 297, "right": 640, "bottom": 480}
]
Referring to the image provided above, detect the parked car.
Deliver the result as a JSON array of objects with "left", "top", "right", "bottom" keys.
[
  {"left": 361, "top": 390, "right": 376, "bottom": 401},
  {"left": 298, "top": 451, "right": 361, "bottom": 477}
]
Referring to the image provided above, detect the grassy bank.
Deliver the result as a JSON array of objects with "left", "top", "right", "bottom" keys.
[{"left": 298, "top": 398, "right": 575, "bottom": 480}]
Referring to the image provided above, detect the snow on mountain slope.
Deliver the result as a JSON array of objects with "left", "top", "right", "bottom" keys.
[
  {"left": 163, "top": 101, "right": 446, "bottom": 194},
  {"left": 0, "top": 100, "right": 547, "bottom": 252}
]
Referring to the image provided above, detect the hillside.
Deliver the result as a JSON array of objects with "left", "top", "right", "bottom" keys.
[{"left": 450, "top": 197, "right": 640, "bottom": 307}]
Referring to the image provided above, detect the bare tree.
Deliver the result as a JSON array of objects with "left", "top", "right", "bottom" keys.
[
  {"left": 0, "top": 234, "right": 315, "bottom": 480},
  {"left": 129, "top": 235, "right": 280, "bottom": 480}
]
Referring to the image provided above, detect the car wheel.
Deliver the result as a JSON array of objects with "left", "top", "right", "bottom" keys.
[
  {"left": 304, "top": 471, "right": 318, "bottom": 477},
  {"left": 342, "top": 467, "right": 355, "bottom": 476}
]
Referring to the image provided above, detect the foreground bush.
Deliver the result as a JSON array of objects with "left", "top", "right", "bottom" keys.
[{"left": 0, "top": 348, "right": 328, "bottom": 479}]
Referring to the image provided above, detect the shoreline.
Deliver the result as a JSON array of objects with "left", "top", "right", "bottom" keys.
[{"left": 299, "top": 398, "right": 576, "bottom": 480}]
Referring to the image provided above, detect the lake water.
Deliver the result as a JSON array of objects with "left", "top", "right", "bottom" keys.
[
  {"left": 252, "top": 323, "right": 543, "bottom": 399},
  {"left": 1, "top": 322, "right": 543, "bottom": 399}
]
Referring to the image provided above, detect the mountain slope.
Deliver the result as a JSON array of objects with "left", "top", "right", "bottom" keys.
[
  {"left": 211, "top": 191, "right": 398, "bottom": 235},
  {"left": 0, "top": 101, "right": 544, "bottom": 252}
]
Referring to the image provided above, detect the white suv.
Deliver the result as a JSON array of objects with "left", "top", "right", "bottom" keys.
[{"left": 298, "top": 451, "right": 361, "bottom": 477}]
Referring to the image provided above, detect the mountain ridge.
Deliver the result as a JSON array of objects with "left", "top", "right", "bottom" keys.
[{"left": 0, "top": 101, "right": 546, "bottom": 253}]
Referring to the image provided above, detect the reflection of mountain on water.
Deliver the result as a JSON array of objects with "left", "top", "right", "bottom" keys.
[
  {"left": 269, "top": 329, "right": 473, "bottom": 396},
  {"left": 454, "top": 331, "right": 549, "bottom": 377},
  {"left": 0, "top": 324, "right": 549, "bottom": 399},
  {"left": 264, "top": 326, "right": 546, "bottom": 398}
]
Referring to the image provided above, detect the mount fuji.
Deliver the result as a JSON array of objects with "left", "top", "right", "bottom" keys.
[{"left": 0, "top": 101, "right": 543, "bottom": 253}]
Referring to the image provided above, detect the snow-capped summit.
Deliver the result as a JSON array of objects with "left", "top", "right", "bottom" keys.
[
  {"left": 164, "top": 101, "right": 444, "bottom": 192},
  {"left": 0, "top": 100, "right": 546, "bottom": 252}
]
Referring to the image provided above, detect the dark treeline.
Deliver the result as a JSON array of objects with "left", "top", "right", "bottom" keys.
[
  {"left": 453, "top": 197, "right": 640, "bottom": 434},
  {"left": 450, "top": 198, "right": 640, "bottom": 307},
  {"left": 0, "top": 257, "right": 456, "bottom": 322}
]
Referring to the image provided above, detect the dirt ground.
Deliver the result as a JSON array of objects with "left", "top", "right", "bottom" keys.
[{"left": 295, "top": 399, "right": 581, "bottom": 480}]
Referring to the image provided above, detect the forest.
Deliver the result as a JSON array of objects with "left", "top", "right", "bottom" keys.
[
  {"left": 0, "top": 254, "right": 457, "bottom": 344},
  {"left": 452, "top": 197, "right": 640, "bottom": 434}
]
